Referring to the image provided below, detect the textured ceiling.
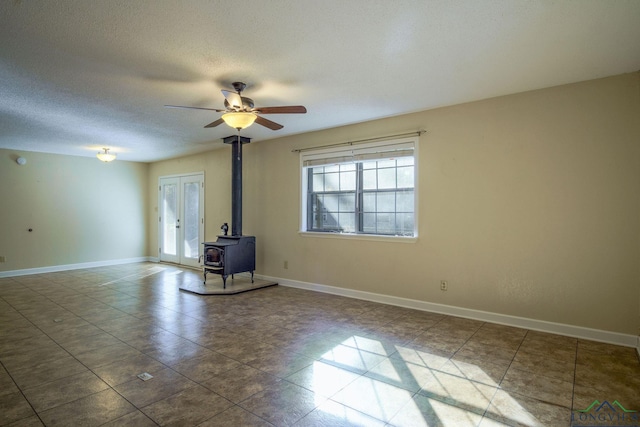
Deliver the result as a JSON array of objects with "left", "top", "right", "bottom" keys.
[{"left": 1, "top": 0, "right": 639, "bottom": 162}]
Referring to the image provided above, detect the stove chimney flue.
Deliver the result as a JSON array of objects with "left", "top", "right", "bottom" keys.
[{"left": 223, "top": 135, "right": 251, "bottom": 236}]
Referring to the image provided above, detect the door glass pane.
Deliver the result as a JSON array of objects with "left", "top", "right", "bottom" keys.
[
  {"left": 162, "top": 184, "right": 177, "bottom": 256},
  {"left": 183, "top": 182, "right": 199, "bottom": 259}
]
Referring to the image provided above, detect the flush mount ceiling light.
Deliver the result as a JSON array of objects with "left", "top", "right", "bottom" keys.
[
  {"left": 97, "top": 148, "right": 116, "bottom": 162},
  {"left": 221, "top": 112, "right": 257, "bottom": 130}
]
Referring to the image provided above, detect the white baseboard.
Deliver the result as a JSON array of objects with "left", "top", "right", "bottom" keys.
[
  {"left": 637, "top": 336, "right": 640, "bottom": 359},
  {"left": 259, "top": 274, "right": 638, "bottom": 349},
  {"left": 0, "top": 257, "right": 155, "bottom": 278},
  {"left": 1, "top": 262, "right": 635, "bottom": 349}
]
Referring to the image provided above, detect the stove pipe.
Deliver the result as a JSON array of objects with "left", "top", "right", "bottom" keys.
[{"left": 223, "top": 135, "right": 251, "bottom": 236}]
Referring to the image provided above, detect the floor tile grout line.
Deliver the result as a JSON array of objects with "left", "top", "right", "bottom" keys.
[
  {"left": 477, "top": 326, "right": 527, "bottom": 424},
  {"left": 5, "top": 312, "right": 171, "bottom": 423},
  {"left": 0, "top": 274, "right": 197, "bottom": 423},
  {"left": 0, "top": 358, "right": 47, "bottom": 426},
  {"left": 2, "top": 263, "right": 638, "bottom": 425},
  {"left": 570, "top": 337, "right": 579, "bottom": 411},
  {"left": 439, "top": 319, "right": 501, "bottom": 423},
  {"left": 5, "top": 308, "right": 374, "bottom": 427}
]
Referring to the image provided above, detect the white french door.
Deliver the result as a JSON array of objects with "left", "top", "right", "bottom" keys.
[{"left": 159, "top": 173, "right": 204, "bottom": 268}]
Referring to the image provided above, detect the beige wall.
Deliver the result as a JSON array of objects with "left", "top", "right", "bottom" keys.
[
  {"left": 145, "top": 73, "right": 639, "bottom": 335},
  {"left": 4, "top": 72, "right": 636, "bottom": 337},
  {"left": 147, "top": 148, "right": 232, "bottom": 257},
  {"left": 0, "top": 150, "right": 149, "bottom": 271},
  {"left": 239, "top": 72, "right": 638, "bottom": 335}
]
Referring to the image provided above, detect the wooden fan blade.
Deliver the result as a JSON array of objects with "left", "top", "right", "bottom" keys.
[
  {"left": 165, "top": 105, "right": 225, "bottom": 112},
  {"left": 204, "top": 118, "right": 224, "bottom": 128},
  {"left": 255, "top": 115, "right": 284, "bottom": 130},
  {"left": 254, "top": 106, "right": 307, "bottom": 114},
  {"left": 221, "top": 90, "right": 243, "bottom": 109}
]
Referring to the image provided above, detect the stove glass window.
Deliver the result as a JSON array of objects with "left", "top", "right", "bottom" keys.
[{"left": 205, "top": 247, "right": 223, "bottom": 266}]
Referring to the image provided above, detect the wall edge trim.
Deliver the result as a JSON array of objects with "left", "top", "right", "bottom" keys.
[
  {"left": 259, "top": 274, "right": 637, "bottom": 348},
  {"left": 0, "top": 257, "right": 154, "bottom": 278}
]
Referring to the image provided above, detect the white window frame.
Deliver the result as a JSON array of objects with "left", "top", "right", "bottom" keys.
[{"left": 300, "top": 137, "right": 418, "bottom": 241}]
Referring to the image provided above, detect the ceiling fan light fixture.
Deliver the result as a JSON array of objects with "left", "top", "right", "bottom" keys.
[
  {"left": 222, "top": 112, "right": 257, "bottom": 130},
  {"left": 97, "top": 148, "right": 116, "bottom": 162}
]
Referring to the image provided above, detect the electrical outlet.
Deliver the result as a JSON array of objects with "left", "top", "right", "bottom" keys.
[
  {"left": 284, "top": 260, "right": 288, "bottom": 269},
  {"left": 440, "top": 280, "right": 448, "bottom": 291}
]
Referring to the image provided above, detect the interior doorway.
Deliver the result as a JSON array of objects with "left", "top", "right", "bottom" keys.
[{"left": 158, "top": 173, "right": 204, "bottom": 268}]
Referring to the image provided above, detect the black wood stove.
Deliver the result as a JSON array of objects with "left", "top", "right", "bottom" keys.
[
  {"left": 202, "top": 236, "right": 255, "bottom": 288},
  {"left": 202, "top": 135, "right": 256, "bottom": 288}
]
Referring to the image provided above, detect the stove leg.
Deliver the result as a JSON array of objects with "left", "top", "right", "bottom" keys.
[
  {"left": 203, "top": 269, "right": 207, "bottom": 284},
  {"left": 251, "top": 271, "right": 254, "bottom": 283},
  {"left": 222, "top": 274, "right": 228, "bottom": 289}
]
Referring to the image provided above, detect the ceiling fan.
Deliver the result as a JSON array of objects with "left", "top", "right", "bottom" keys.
[{"left": 165, "top": 82, "right": 307, "bottom": 130}]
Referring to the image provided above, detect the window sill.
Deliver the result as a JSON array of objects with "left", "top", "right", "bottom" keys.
[{"left": 298, "top": 231, "right": 417, "bottom": 243}]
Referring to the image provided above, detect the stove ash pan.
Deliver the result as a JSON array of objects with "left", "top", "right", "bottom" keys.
[{"left": 202, "top": 236, "right": 255, "bottom": 288}]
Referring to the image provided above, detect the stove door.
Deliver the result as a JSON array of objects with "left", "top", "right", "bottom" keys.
[{"left": 205, "top": 246, "right": 224, "bottom": 268}]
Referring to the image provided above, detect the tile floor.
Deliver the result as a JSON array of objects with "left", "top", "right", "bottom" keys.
[{"left": 0, "top": 263, "right": 638, "bottom": 426}]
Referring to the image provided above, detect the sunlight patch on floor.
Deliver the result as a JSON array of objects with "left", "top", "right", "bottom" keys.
[
  {"left": 313, "top": 335, "right": 541, "bottom": 426},
  {"left": 98, "top": 266, "right": 167, "bottom": 286}
]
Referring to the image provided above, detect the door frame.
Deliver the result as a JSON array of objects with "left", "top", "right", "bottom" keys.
[{"left": 158, "top": 172, "right": 205, "bottom": 268}]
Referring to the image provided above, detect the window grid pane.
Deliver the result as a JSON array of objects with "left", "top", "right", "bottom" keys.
[{"left": 305, "top": 154, "right": 415, "bottom": 236}]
